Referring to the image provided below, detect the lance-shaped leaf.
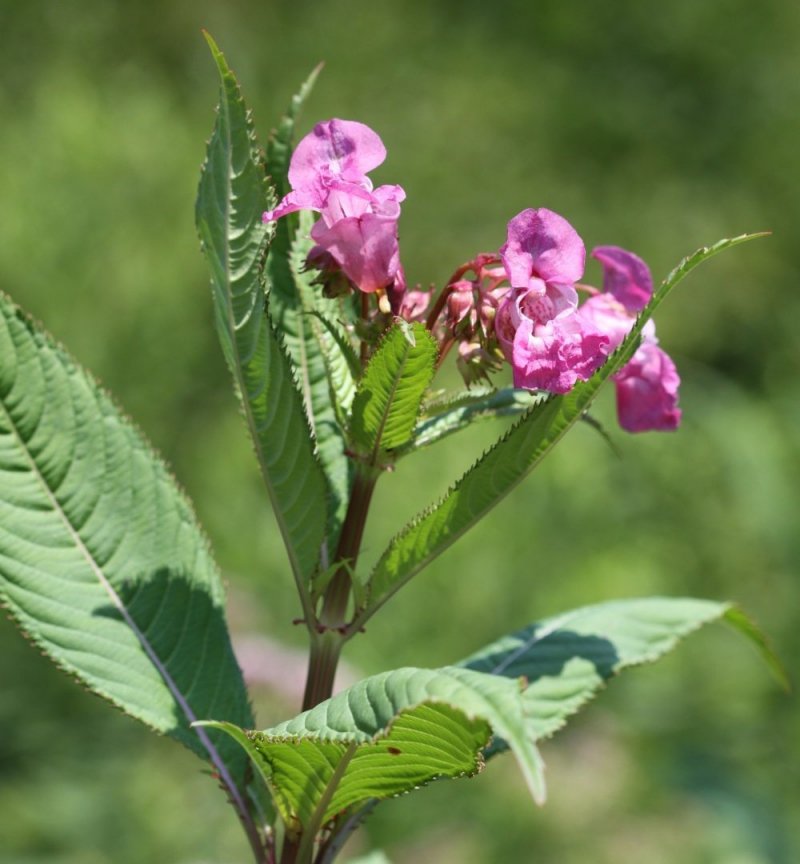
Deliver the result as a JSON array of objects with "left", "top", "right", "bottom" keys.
[
  {"left": 458, "top": 597, "right": 786, "bottom": 755},
  {"left": 350, "top": 322, "right": 437, "bottom": 465},
  {"left": 361, "top": 234, "right": 766, "bottom": 621},
  {"left": 0, "top": 292, "right": 254, "bottom": 810},
  {"left": 196, "top": 34, "right": 327, "bottom": 585},
  {"left": 397, "top": 386, "right": 545, "bottom": 455},
  {"left": 265, "top": 63, "right": 353, "bottom": 522},
  {"left": 202, "top": 665, "right": 545, "bottom": 843},
  {"left": 268, "top": 111, "right": 353, "bottom": 546}
]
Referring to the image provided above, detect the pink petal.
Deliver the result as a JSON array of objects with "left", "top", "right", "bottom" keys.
[
  {"left": 319, "top": 183, "right": 375, "bottom": 223},
  {"left": 446, "top": 280, "right": 477, "bottom": 326},
  {"left": 399, "top": 287, "right": 431, "bottom": 321},
  {"left": 311, "top": 212, "right": 400, "bottom": 293},
  {"left": 288, "top": 119, "right": 387, "bottom": 190},
  {"left": 262, "top": 187, "right": 325, "bottom": 223},
  {"left": 371, "top": 184, "right": 407, "bottom": 214},
  {"left": 508, "top": 313, "right": 608, "bottom": 394},
  {"left": 591, "top": 245, "right": 653, "bottom": 312},
  {"left": 500, "top": 208, "right": 585, "bottom": 289},
  {"left": 614, "top": 343, "right": 681, "bottom": 432},
  {"left": 517, "top": 281, "right": 579, "bottom": 322},
  {"left": 494, "top": 293, "right": 517, "bottom": 361},
  {"left": 576, "top": 293, "right": 633, "bottom": 352}
]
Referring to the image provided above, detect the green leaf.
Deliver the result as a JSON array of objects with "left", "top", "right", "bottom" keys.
[
  {"left": 0, "top": 291, "right": 254, "bottom": 803},
  {"left": 196, "top": 34, "right": 328, "bottom": 587},
  {"left": 421, "top": 385, "right": 504, "bottom": 415},
  {"left": 458, "top": 597, "right": 785, "bottom": 754},
  {"left": 350, "top": 322, "right": 438, "bottom": 464},
  {"left": 290, "top": 219, "right": 359, "bottom": 422},
  {"left": 309, "top": 310, "right": 361, "bottom": 384},
  {"left": 305, "top": 309, "right": 360, "bottom": 420},
  {"left": 398, "top": 387, "right": 545, "bottom": 455},
  {"left": 721, "top": 605, "right": 789, "bottom": 690},
  {"left": 266, "top": 215, "right": 354, "bottom": 549},
  {"left": 361, "top": 234, "right": 766, "bottom": 620},
  {"left": 202, "top": 665, "right": 545, "bottom": 839}
]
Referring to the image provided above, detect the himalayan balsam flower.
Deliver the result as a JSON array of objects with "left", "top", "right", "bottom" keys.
[
  {"left": 494, "top": 208, "right": 608, "bottom": 393},
  {"left": 263, "top": 119, "right": 404, "bottom": 294},
  {"left": 580, "top": 246, "right": 681, "bottom": 432}
]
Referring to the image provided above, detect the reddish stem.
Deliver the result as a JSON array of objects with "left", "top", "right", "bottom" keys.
[
  {"left": 436, "top": 336, "right": 456, "bottom": 370},
  {"left": 299, "top": 465, "right": 378, "bottom": 711},
  {"left": 424, "top": 261, "right": 475, "bottom": 331},
  {"left": 279, "top": 840, "right": 298, "bottom": 864}
]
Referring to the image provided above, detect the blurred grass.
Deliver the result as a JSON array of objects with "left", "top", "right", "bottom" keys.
[{"left": 0, "top": 1, "right": 798, "bottom": 862}]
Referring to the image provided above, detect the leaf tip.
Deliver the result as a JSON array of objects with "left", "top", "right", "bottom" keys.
[
  {"left": 201, "top": 29, "right": 220, "bottom": 57},
  {"left": 519, "top": 742, "right": 547, "bottom": 806},
  {"left": 201, "top": 30, "right": 230, "bottom": 80},
  {"left": 307, "top": 61, "right": 325, "bottom": 87},
  {"left": 722, "top": 605, "right": 790, "bottom": 692},
  {"left": 394, "top": 317, "right": 417, "bottom": 347}
]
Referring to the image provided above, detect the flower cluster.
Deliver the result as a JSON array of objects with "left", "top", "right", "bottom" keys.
[
  {"left": 492, "top": 210, "right": 681, "bottom": 432},
  {"left": 265, "top": 118, "right": 681, "bottom": 433}
]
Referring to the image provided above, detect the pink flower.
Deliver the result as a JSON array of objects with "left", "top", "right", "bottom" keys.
[
  {"left": 263, "top": 119, "right": 404, "bottom": 294},
  {"left": 495, "top": 209, "right": 608, "bottom": 393},
  {"left": 496, "top": 290, "right": 609, "bottom": 393},
  {"left": 398, "top": 286, "right": 431, "bottom": 321},
  {"left": 582, "top": 247, "right": 681, "bottom": 432},
  {"left": 577, "top": 292, "right": 654, "bottom": 351},
  {"left": 500, "top": 208, "right": 585, "bottom": 292},
  {"left": 288, "top": 119, "right": 386, "bottom": 189},
  {"left": 591, "top": 245, "right": 653, "bottom": 312},
  {"left": 446, "top": 280, "right": 477, "bottom": 328},
  {"left": 309, "top": 185, "right": 405, "bottom": 294},
  {"left": 263, "top": 119, "right": 386, "bottom": 221},
  {"left": 615, "top": 342, "right": 681, "bottom": 432}
]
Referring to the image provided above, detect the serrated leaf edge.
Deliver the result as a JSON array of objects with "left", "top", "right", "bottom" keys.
[
  {"left": 0, "top": 290, "right": 253, "bottom": 825},
  {"left": 350, "top": 321, "right": 438, "bottom": 463},
  {"left": 198, "top": 34, "right": 329, "bottom": 592}
]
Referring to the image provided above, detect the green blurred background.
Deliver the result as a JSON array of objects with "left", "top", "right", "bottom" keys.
[{"left": 1, "top": 1, "right": 798, "bottom": 862}]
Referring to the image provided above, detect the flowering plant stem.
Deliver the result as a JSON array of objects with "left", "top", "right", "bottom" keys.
[
  {"left": 303, "top": 466, "right": 378, "bottom": 710},
  {"left": 299, "top": 282, "right": 383, "bottom": 715},
  {"left": 0, "top": 33, "right": 779, "bottom": 864}
]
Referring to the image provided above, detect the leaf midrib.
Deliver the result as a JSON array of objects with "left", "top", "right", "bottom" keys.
[
  {"left": 367, "top": 339, "right": 413, "bottom": 466},
  {"left": 0, "top": 372, "right": 248, "bottom": 817}
]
